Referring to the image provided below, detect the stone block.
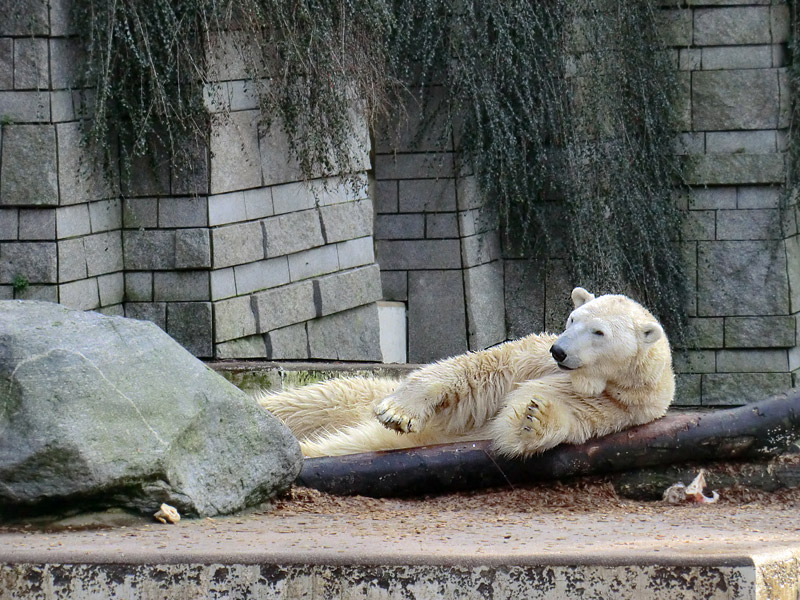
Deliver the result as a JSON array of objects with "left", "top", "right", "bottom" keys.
[
  {"left": 315, "top": 264, "right": 382, "bottom": 317},
  {"left": 0, "top": 209, "right": 18, "bottom": 239},
  {"left": 271, "top": 181, "right": 316, "bottom": 214},
  {"left": 210, "top": 268, "right": 236, "bottom": 300},
  {"left": 243, "top": 187, "right": 273, "bottom": 220},
  {"left": 702, "top": 373, "right": 792, "bottom": 406},
  {"left": 57, "top": 122, "right": 115, "bottom": 204},
  {"left": 779, "top": 68, "right": 790, "bottom": 129},
  {"left": 461, "top": 232, "right": 501, "bottom": 267},
  {"left": 13, "top": 283, "right": 57, "bottom": 302},
  {"left": 375, "top": 214, "right": 424, "bottom": 240},
  {"left": 125, "top": 302, "right": 167, "bottom": 331},
  {"left": 57, "top": 237, "right": 86, "bottom": 282},
  {"left": 123, "top": 230, "right": 176, "bottom": 270},
  {"left": 124, "top": 272, "right": 152, "bottom": 302},
  {"left": 655, "top": 8, "right": 692, "bottom": 46},
  {"left": 0, "top": 241, "right": 56, "bottom": 283},
  {"left": 504, "top": 259, "right": 545, "bottom": 339},
  {"left": 694, "top": 7, "right": 770, "bottom": 45},
  {"left": 84, "top": 231, "right": 123, "bottom": 277},
  {"left": 0, "top": 91, "right": 50, "bottom": 122},
  {"left": 263, "top": 210, "right": 324, "bottom": 258},
  {"left": 684, "top": 154, "right": 785, "bottom": 186},
  {"left": 58, "top": 277, "right": 100, "bottom": 311},
  {"left": 772, "top": 4, "right": 790, "bottom": 43},
  {"left": 234, "top": 257, "right": 290, "bottom": 295},
  {"left": 716, "top": 209, "right": 780, "bottom": 240},
  {"left": 426, "top": 213, "right": 459, "bottom": 239},
  {"left": 49, "top": 37, "right": 83, "bottom": 88},
  {"left": 252, "top": 280, "right": 316, "bottom": 333},
  {"left": 692, "top": 70, "right": 778, "bottom": 131},
  {"left": 214, "top": 295, "right": 258, "bottom": 342},
  {"left": 208, "top": 191, "right": 246, "bottom": 226},
  {"left": 399, "top": 179, "right": 457, "bottom": 213},
  {"left": 0, "top": 39, "right": 12, "bottom": 89},
  {"left": 215, "top": 335, "right": 268, "bottom": 360},
  {"left": 18, "top": 208, "right": 55, "bottom": 240},
  {"left": 688, "top": 187, "right": 736, "bottom": 210},
  {"left": 259, "top": 120, "right": 303, "bottom": 186},
  {"left": 336, "top": 236, "right": 375, "bottom": 270},
  {"left": 153, "top": 271, "right": 210, "bottom": 302},
  {"left": 0, "top": 0, "right": 48, "bottom": 34},
  {"left": 374, "top": 153, "right": 455, "bottom": 180},
  {"left": 287, "top": 244, "right": 339, "bottom": 281},
  {"left": 787, "top": 235, "right": 800, "bottom": 314},
  {"left": 701, "top": 46, "right": 772, "bottom": 70},
  {"left": 774, "top": 44, "right": 787, "bottom": 68},
  {"left": 675, "top": 374, "right": 702, "bottom": 406},
  {"left": 0, "top": 124, "right": 58, "bottom": 206},
  {"left": 464, "top": 262, "right": 506, "bottom": 350},
  {"left": 705, "top": 131, "right": 776, "bottom": 154},
  {"left": 88, "top": 199, "right": 122, "bottom": 233},
  {"left": 673, "top": 132, "right": 705, "bottom": 156},
  {"left": 210, "top": 110, "right": 262, "bottom": 194},
  {"left": 204, "top": 32, "right": 251, "bottom": 82},
  {"left": 96, "top": 304, "right": 124, "bottom": 317},
  {"left": 0, "top": 286, "right": 11, "bottom": 299},
  {"left": 14, "top": 37, "right": 48, "bottom": 89},
  {"left": 175, "top": 228, "right": 211, "bottom": 269},
  {"left": 307, "top": 303, "right": 382, "bottom": 361},
  {"left": 725, "top": 316, "right": 795, "bottom": 348},
  {"left": 122, "top": 198, "right": 158, "bottom": 229},
  {"left": 56, "top": 204, "right": 91, "bottom": 239},
  {"left": 681, "top": 210, "right": 714, "bottom": 241},
  {"left": 408, "top": 270, "right": 468, "bottom": 363},
  {"left": 376, "top": 239, "right": 462, "bottom": 271},
  {"left": 158, "top": 196, "right": 207, "bottom": 228},
  {"left": 544, "top": 259, "right": 574, "bottom": 332},
  {"left": 738, "top": 186, "right": 780, "bottom": 209},
  {"left": 697, "top": 240, "right": 788, "bottom": 316},
  {"left": 167, "top": 302, "right": 213, "bottom": 357},
  {"left": 674, "top": 72, "right": 691, "bottom": 132},
  {"left": 49, "top": 0, "right": 75, "bottom": 35},
  {"left": 381, "top": 270, "right": 407, "bottom": 301},
  {"left": 673, "top": 350, "right": 715, "bottom": 374},
  {"left": 266, "top": 323, "right": 309, "bottom": 360},
  {"left": 211, "top": 221, "right": 264, "bottom": 268},
  {"left": 458, "top": 206, "right": 498, "bottom": 237},
  {"left": 171, "top": 137, "right": 209, "bottom": 196},
  {"left": 319, "top": 199, "right": 373, "bottom": 243},
  {"left": 375, "top": 180, "right": 398, "bottom": 213},
  {"left": 686, "top": 317, "right": 724, "bottom": 348},
  {"left": 678, "top": 48, "right": 701, "bottom": 71},
  {"left": 682, "top": 241, "right": 698, "bottom": 318},
  {"left": 98, "top": 272, "right": 124, "bottom": 306}
]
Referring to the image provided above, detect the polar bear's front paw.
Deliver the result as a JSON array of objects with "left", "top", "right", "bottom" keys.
[
  {"left": 373, "top": 396, "right": 426, "bottom": 433},
  {"left": 521, "top": 397, "right": 551, "bottom": 437}
]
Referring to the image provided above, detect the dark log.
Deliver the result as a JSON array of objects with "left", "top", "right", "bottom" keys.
[{"left": 296, "top": 389, "right": 800, "bottom": 497}]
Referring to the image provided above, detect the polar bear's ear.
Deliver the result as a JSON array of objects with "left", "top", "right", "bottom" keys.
[
  {"left": 571, "top": 287, "right": 595, "bottom": 308},
  {"left": 640, "top": 322, "right": 664, "bottom": 346}
]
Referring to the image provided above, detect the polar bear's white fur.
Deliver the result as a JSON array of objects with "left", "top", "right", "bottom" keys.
[{"left": 256, "top": 287, "right": 675, "bottom": 458}]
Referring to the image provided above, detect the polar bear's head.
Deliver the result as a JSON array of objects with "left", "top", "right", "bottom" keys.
[{"left": 549, "top": 287, "right": 668, "bottom": 397}]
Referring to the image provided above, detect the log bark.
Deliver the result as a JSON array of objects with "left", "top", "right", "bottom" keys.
[{"left": 296, "top": 390, "right": 800, "bottom": 497}]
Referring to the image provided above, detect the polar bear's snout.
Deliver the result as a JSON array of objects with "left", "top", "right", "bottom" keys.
[
  {"left": 550, "top": 343, "right": 578, "bottom": 370},
  {"left": 550, "top": 344, "right": 567, "bottom": 363}
]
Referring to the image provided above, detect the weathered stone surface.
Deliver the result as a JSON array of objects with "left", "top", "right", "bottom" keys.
[
  {"left": 166, "top": 301, "right": 213, "bottom": 357},
  {"left": 84, "top": 231, "right": 123, "bottom": 277},
  {"left": 689, "top": 187, "right": 736, "bottom": 210},
  {"left": 89, "top": 199, "right": 122, "bottom": 233},
  {"left": 697, "top": 240, "right": 789, "bottom": 316},
  {"left": 702, "top": 372, "right": 792, "bottom": 406},
  {"left": 375, "top": 214, "right": 425, "bottom": 239},
  {"left": 654, "top": 8, "right": 692, "bottom": 46},
  {"left": 0, "top": 39, "right": 10, "bottom": 89},
  {"left": 674, "top": 374, "right": 702, "bottom": 406},
  {"left": 375, "top": 180, "right": 399, "bottom": 213},
  {"left": 208, "top": 191, "right": 247, "bottom": 226},
  {"left": 123, "top": 230, "right": 176, "bottom": 270},
  {"left": 738, "top": 186, "right": 781, "bottom": 209},
  {"left": 686, "top": 317, "right": 724, "bottom": 349},
  {"left": 0, "top": 91, "right": 50, "bottom": 122},
  {"left": 98, "top": 272, "right": 124, "bottom": 306},
  {"left": 266, "top": 323, "right": 309, "bottom": 360},
  {"left": 153, "top": 271, "right": 210, "bottom": 302},
  {"left": 211, "top": 221, "right": 264, "bottom": 269},
  {"left": 0, "top": 241, "right": 56, "bottom": 284},
  {"left": 315, "top": 265, "right": 382, "bottom": 317},
  {"left": 716, "top": 209, "right": 780, "bottom": 240},
  {"left": 381, "top": 270, "right": 407, "bottom": 302},
  {"left": 215, "top": 334, "right": 268, "bottom": 360},
  {"left": 319, "top": 199, "right": 373, "bottom": 243},
  {"left": 705, "top": 130, "right": 775, "bottom": 154},
  {"left": 464, "top": 262, "right": 506, "bottom": 350},
  {"left": 694, "top": 7, "right": 770, "bottom": 46},
  {"left": 210, "top": 268, "right": 236, "bottom": 301},
  {"left": 0, "top": 209, "right": 18, "bottom": 240},
  {"left": 57, "top": 237, "right": 87, "bottom": 282},
  {"left": 175, "top": 228, "right": 211, "bottom": 269},
  {"left": 399, "top": 179, "right": 457, "bottom": 213},
  {"left": 0, "top": 125, "right": 58, "bottom": 206},
  {"left": 0, "top": 300, "right": 301, "bottom": 517},
  {"left": 125, "top": 302, "right": 167, "bottom": 330},
  {"left": 716, "top": 349, "right": 789, "bottom": 373},
  {"left": 57, "top": 122, "right": 116, "bottom": 205},
  {"left": 210, "top": 110, "right": 262, "bottom": 194},
  {"left": 122, "top": 198, "right": 158, "bottom": 229},
  {"left": 259, "top": 121, "right": 304, "bottom": 186},
  {"left": 252, "top": 280, "right": 316, "bottom": 333},
  {"left": 673, "top": 350, "right": 715, "bottom": 374},
  {"left": 692, "top": 70, "right": 778, "bottom": 131},
  {"left": 682, "top": 210, "right": 714, "bottom": 241},
  {"left": 336, "top": 236, "right": 375, "bottom": 270},
  {"left": 374, "top": 153, "right": 455, "bottom": 180},
  {"left": 0, "top": 0, "right": 49, "bottom": 35},
  {"left": 18, "top": 208, "right": 55, "bottom": 240},
  {"left": 263, "top": 210, "right": 324, "bottom": 258},
  {"left": 234, "top": 257, "right": 290, "bottom": 295},
  {"left": 243, "top": 187, "right": 273, "bottom": 219},
  {"left": 408, "top": 270, "right": 468, "bottom": 363},
  {"left": 461, "top": 231, "right": 501, "bottom": 267},
  {"left": 56, "top": 204, "right": 91, "bottom": 239},
  {"left": 124, "top": 272, "right": 152, "bottom": 302},
  {"left": 376, "top": 239, "right": 461, "bottom": 270},
  {"left": 49, "top": 37, "right": 83, "bottom": 89},
  {"left": 725, "top": 316, "right": 795, "bottom": 348},
  {"left": 426, "top": 213, "right": 459, "bottom": 239},
  {"left": 58, "top": 277, "right": 100, "bottom": 310},
  {"left": 271, "top": 181, "right": 316, "bottom": 215},
  {"left": 504, "top": 259, "right": 545, "bottom": 339},
  {"left": 287, "top": 245, "right": 339, "bottom": 281},
  {"left": 701, "top": 46, "right": 772, "bottom": 70},
  {"left": 307, "top": 303, "right": 382, "bottom": 361},
  {"left": 684, "top": 154, "right": 785, "bottom": 186},
  {"left": 159, "top": 197, "right": 208, "bottom": 228},
  {"left": 14, "top": 37, "right": 48, "bottom": 89}
]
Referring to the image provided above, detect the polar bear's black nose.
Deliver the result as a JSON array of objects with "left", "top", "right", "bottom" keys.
[{"left": 550, "top": 344, "right": 567, "bottom": 363}]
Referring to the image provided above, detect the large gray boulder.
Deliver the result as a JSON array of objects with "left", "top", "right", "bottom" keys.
[{"left": 0, "top": 300, "right": 302, "bottom": 518}]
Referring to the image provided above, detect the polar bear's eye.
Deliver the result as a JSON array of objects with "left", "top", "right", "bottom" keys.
[{"left": 593, "top": 330, "right": 605, "bottom": 337}]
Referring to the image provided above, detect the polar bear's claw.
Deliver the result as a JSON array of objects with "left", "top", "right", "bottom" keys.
[{"left": 373, "top": 397, "right": 423, "bottom": 433}]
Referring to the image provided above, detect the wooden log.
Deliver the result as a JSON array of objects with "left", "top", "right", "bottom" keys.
[{"left": 296, "top": 390, "right": 800, "bottom": 497}]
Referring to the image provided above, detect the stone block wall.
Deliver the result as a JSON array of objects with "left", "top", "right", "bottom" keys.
[{"left": 0, "top": 2, "right": 383, "bottom": 361}]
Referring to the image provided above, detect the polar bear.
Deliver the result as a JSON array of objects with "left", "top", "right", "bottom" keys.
[{"left": 256, "top": 287, "right": 674, "bottom": 458}]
